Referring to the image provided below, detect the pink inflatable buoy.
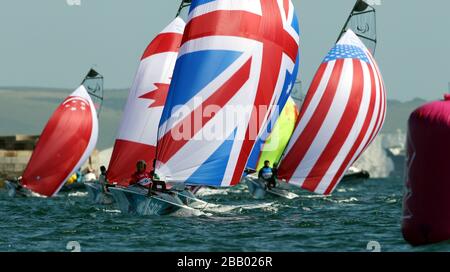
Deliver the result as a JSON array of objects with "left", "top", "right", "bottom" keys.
[{"left": 402, "top": 94, "right": 450, "bottom": 246}]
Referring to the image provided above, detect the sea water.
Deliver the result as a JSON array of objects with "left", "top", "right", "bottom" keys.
[{"left": 1, "top": 177, "right": 449, "bottom": 252}]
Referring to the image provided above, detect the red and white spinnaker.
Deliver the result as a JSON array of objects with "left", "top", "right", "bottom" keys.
[
  {"left": 21, "top": 86, "right": 99, "bottom": 197},
  {"left": 278, "top": 30, "right": 386, "bottom": 195},
  {"left": 106, "top": 17, "right": 185, "bottom": 185}
]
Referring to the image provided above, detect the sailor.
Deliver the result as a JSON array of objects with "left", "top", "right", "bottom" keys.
[
  {"left": 258, "top": 160, "right": 276, "bottom": 189},
  {"left": 9, "top": 176, "right": 27, "bottom": 196},
  {"left": 98, "top": 165, "right": 108, "bottom": 192},
  {"left": 15, "top": 176, "right": 24, "bottom": 191},
  {"left": 130, "top": 160, "right": 152, "bottom": 187},
  {"left": 130, "top": 160, "right": 168, "bottom": 194},
  {"left": 271, "top": 162, "right": 279, "bottom": 188},
  {"left": 75, "top": 168, "right": 83, "bottom": 183}
]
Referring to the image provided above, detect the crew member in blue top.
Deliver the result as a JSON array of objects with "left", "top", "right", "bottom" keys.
[{"left": 258, "top": 160, "right": 276, "bottom": 189}]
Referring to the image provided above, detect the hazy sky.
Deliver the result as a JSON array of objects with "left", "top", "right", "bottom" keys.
[{"left": 0, "top": 0, "right": 449, "bottom": 101}]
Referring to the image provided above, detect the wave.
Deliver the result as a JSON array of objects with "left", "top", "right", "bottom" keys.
[
  {"left": 190, "top": 200, "right": 279, "bottom": 214},
  {"left": 171, "top": 207, "right": 211, "bottom": 217},
  {"left": 67, "top": 191, "right": 88, "bottom": 197},
  {"left": 102, "top": 209, "right": 121, "bottom": 213},
  {"left": 195, "top": 187, "right": 229, "bottom": 197},
  {"left": 194, "top": 186, "right": 248, "bottom": 197}
]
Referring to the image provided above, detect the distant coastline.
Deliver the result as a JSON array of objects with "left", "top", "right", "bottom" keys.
[{"left": 0, "top": 87, "right": 428, "bottom": 149}]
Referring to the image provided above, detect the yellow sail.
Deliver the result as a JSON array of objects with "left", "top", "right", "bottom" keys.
[{"left": 256, "top": 97, "right": 299, "bottom": 170}]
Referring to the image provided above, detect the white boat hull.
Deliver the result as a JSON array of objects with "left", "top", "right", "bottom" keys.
[
  {"left": 245, "top": 177, "right": 267, "bottom": 199},
  {"left": 342, "top": 167, "right": 370, "bottom": 183},
  {"left": 244, "top": 175, "right": 299, "bottom": 200},
  {"left": 4, "top": 180, "right": 32, "bottom": 198},
  {"left": 109, "top": 186, "right": 185, "bottom": 216},
  {"left": 175, "top": 189, "right": 198, "bottom": 205},
  {"left": 85, "top": 183, "right": 114, "bottom": 205}
]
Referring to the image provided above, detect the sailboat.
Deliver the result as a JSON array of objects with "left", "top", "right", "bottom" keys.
[
  {"left": 277, "top": 29, "right": 386, "bottom": 195},
  {"left": 341, "top": 166, "right": 370, "bottom": 182},
  {"left": 105, "top": 17, "right": 191, "bottom": 214},
  {"left": 338, "top": 0, "right": 378, "bottom": 182},
  {"left": 245, "top": 0, "right": 380, "bottom": 199},
  {"left": 245, "top": 52, "right": 300, "bottom": 173},
  {"left": 245, "top": 97, "right": 300, "bottom": 199},
  {"left": 5, "top": 72, "right": 99, "bottom": 197},
  {"left": 106, "top": 18, "right": 185, "bottom": 186},
  {"left": 60, "top": 68, "right": 104, "bottom": 193},
  {"left": 110, "top": 0, "right": 300, "bottom": 215}
]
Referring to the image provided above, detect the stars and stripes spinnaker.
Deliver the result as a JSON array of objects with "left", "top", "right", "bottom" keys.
[{"left": 278, "top": 30, "right": 386, "bottom": 195}]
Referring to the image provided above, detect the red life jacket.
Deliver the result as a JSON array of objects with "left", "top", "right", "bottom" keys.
[{"left": 129, "top": 171, "right": 152, "bottom": 187}]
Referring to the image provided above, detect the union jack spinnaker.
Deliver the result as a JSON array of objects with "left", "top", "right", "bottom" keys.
[{"left": 155, "top": 0, "right": 300, "bottom": 187}]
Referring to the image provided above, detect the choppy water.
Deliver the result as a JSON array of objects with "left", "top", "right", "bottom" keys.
[{"left": 1, "top": 178, "right": 449, "bottom": 252}]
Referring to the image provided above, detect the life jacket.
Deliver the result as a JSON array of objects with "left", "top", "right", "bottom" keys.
[
  {"left": 260, "top": 167, "right": 273, "bottom": 180},
  {"left": 130, "top": 171, "right": 152, "bottom": 187}
]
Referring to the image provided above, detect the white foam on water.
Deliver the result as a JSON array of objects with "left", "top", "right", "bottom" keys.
[
  {"left": 194, "top": 185, "right": 248, "bottom": 197},
  {"left": 198, "top": 202, "right": 278, "bottom": 214},
  {"left": 325, "top": 197, "right": 359, "bottom": 204},
  {"left": 337, "top": 197, "right": 359, "bottom": 203},
  {"left": 239, "top": 202, "right": 276, "bottom": 210},
  {"left": 385, "top": 198, "right": 397, "bottom": 204},
  {"left": 171, "top": 207, "right": 211, "bottom": 217},
  {"left": 103, "top": 209, "right": 121, "bottom": 213},
  {"left": 68, "top": 192, "right": 88, "bottom": 197},
  {"left": 195, "top": 187, "right": 229, "bottom": 197},
  {"left": 301, "top": 194, "right": 329, "bottom": 199}
]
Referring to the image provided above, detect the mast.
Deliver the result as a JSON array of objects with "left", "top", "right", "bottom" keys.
[
  {"left": 151, "top": 0, "right": 192, "bottom": 177},
  {"left": 337, "top": 0, "right": 377, "bottom": 55},
  {"left": 81, "top": 68, "right": 104, "bottom": 117},
  {"left": 290, "top": 80, "right": 304, "bottom": 109},
  {"left": 176, "top": 0, "right": 192, "bottom": 18}
]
